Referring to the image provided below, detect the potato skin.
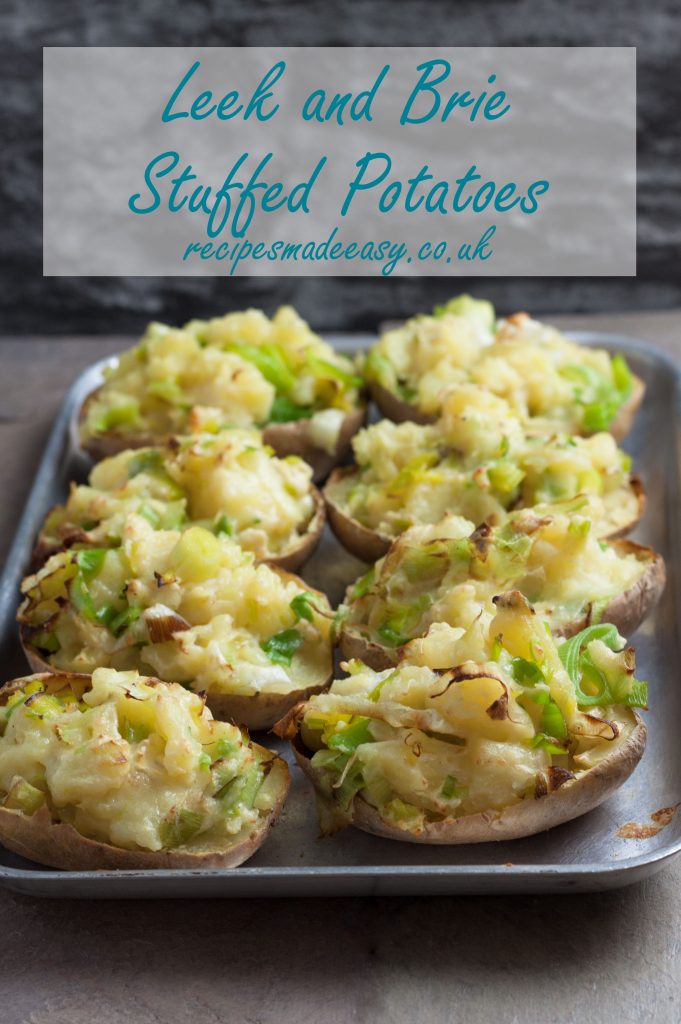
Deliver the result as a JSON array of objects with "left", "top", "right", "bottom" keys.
[
  {"left": 369, "top": 380, "right": 435, "bottom": 426},
  {"left": 80, "top": 388, "right": 366, "bottom": 483},
  {"left": 606, "top": 474, "right": 646, "bottom": 539},
  {"left": 339, "top": 539, "right": 665, "bottom": 670},
  {"left": 323, "top": 467, "right": 392, "bottom": 562},
  {"left": 0, "top": 672, "right": 290, "bottom": 870},
  {"left": 205, "top": 680, "right": 332, "bottom": 732},
  {"left": 370, "top": 376, "right": 645, "bottom": 443},
  {"left": 291, "top": 714, "right": 646, "bottom": 844},
  {"left": 263, "top": 405, "right": 367, "bottom": 483},
  {"left": 338, "top": 629, "right": 397, "bottom": 672},
  {"left": 20, "top": 645, "right": 54, "bottom": 676},
  {"left": 265, "top": 486, "right": 325, "bottom": 572}
]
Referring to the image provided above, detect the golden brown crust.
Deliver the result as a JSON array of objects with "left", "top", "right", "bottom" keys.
[
  {"left": 292, "top": 714, "right": 646, "bottom": 844},
  {"left": 323, "top": 467, "right": 392, "bottom": 562},
  {"left": 370, "top": 374, "right": 645, "bottom": 443},
  {"left": 0, "top": 673, "right": 290, "bottom": 870},
  {"left": 30, "top": 510, "right": 92, "bottom": 570},
  {"left": 262, "top": 405, "right": 366, "bottom": 483}
]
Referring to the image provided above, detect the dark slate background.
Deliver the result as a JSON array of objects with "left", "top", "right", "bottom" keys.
[{"left": 1, "top": 0, "right": 679, "bottom": 334}]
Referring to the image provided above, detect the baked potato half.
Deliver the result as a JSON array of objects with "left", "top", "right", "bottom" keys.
[
  {"left": 365, "top": 297, "right": 643, "bottom": 441},
  {"left": 79, "top": 306, "right": 365, "bottom": 481},
  {"left": 19, "top": 518, "right": 333, "bottom": 731},
  {"left": 278, "top": 592, "right": 647, "bottom": 843},
  {"left": 338, "top": 512, "right": 665, "bottom": 670},
  {"left": 36, "top": 430, "right": 324, "bottom": 572},
  {"left": 0, "top": 669, "right": 289, "bottom": 870},
  {"left": 324, "top": 388, "right": 645, "bottom": 561}
]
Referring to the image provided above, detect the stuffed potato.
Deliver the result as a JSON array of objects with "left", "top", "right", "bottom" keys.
[
  {"left": 324, "top": 386, "right": 644, "bottom": 561},
  {"left": 79, "top": 306, "right": 365, "bottom": 480},
  {"left": 365, "top": 297, "right": 643, "bottom": 440},
  {"left": 338, "top": 511, "right": 665, "bottom": 669},
  {"left": 19, "top": 517, "right": 333, "bottom": 730},
  {"left": 279, "top": 592, "right": 647, "bottom": 843},
  {"left": 36, "top": 431, "right": 324, "bottom": 572},
  {"left": 0, "top": 669, "right": 289, "bottom": 869}
]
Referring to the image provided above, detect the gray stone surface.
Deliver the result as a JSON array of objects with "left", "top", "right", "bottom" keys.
[
  {"left": 1, "top": 0, "right": 681, "bottom": 333},
  {"left": 0, "top": 310, "right": 680, "bottom": 1023},
  {"left": 0, "top": 872, "right": 679, "bottom": 1024}
]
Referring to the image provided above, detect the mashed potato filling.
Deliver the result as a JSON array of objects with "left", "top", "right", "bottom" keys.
[
  {"left": 42, "top": 431, "right": 317, "bottom": 561},
  {"left": 364, "top": 295, "right": 495, "bottom": 414},
  {"left": 0, "top": 669, "right": 280, "bottom": 851},
  {"left": 365, "top": 297, "right": 634, "bottom": 432},
  {"left": 20, "top": 518, "right": 333, "bottom": 698},
  {"left": 328, "top": 388, "right": 638, "bottom": 539},
  {"left": 341, "top": 511, "right": 648, "bottom": 646},
  {"left": 81, "top": 306, "right": 362, "bottom": 450},
  {"left": 296, "top": 596, "right": 646, "bottom": 834},
  {"left": 82, "top": 324, "right": 274, "bottom": 439}
]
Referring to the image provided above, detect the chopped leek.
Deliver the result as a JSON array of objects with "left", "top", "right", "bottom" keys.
[
  {"left": 227, "top": 342, "right": 295, "bottom": 392},
  {"left": 306, "top": 352, "right": 362, "bottom": 390},
  {"left": 260, "top": 628, "right": 304, "bottom": 666},
  {"left": 441, "top": 775, "right": 469, "bottom": 800},
  {"left": 75, "top": 548, "right": 108, "bottom": 581},
  {"left": 213, "top": 513, "right": 233, "bottom": 537},
  {"left": 159, "top": 808, "right": 203, "bottom": 848},
  {"left": 267, "top": 395, "right": 314, "bottom": 422},
  {"left": 109, "top": 605, "right": 141, "bottom": 636},
  {"left": 290, "top": 591, "right": 315, "bottom": 623},
  {"left": 558, "top": 625, "right": 648, "bottom": 708},
  {"left": 350, "top": 566, "right": 375, "bottom": 600},
  {"left": 511, "top": 658, "right": 545, "bottom": 687},
  {"left": 540, "top": 699, "right": 568, "bottom": 740},
  {"left": 327, "top": 717, "right": 373, "bottom": 754},
  {"left": 127, "top": 450, "right": 164, "bottom": 478}
]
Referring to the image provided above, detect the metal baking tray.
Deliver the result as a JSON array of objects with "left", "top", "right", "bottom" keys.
[{"left": 1, "top": 332, "right": 680, "bottom": 898}]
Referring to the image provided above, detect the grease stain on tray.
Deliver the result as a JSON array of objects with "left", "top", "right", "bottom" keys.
[{"left": 617, "top": 803, "right": 680, "bottom": 840}]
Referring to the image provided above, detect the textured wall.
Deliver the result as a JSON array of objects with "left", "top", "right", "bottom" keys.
[{"left": 1, "top": 0, "right": 680, "bottom": 333}]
